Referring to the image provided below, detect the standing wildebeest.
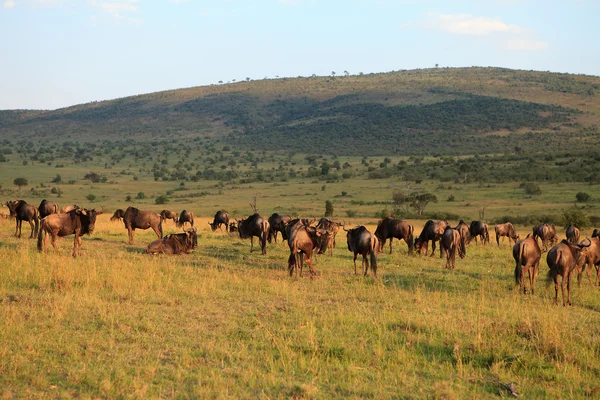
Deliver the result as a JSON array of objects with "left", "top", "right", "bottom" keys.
[
  {"left": 110, "top": 209, "right": 125, "bottom": 222},
  {"left": 177, "top": 210, "right": 195, "bottom": 230},
  {"left": 566, "top": 225, "right": 580, "bottom": 244},
  {"left": 455, "top": 220, "right": 471, "bottom": 245},
  {"left": 345, "top": 226, "right": 378, "bottom": 277},
  {"left": 281, "top": 218, "right": 314, "bottom": 241},
  {"left": 495, "top": 222, "right": 520, "bottom": 247},
  {"left": 374, "top": 217, "right": 414, "bottom": 255},
  {"left": 533, "top": 223, "right": 558, "bottom": 249},
  {"left": 414, "top": 220, "right": 448, "bottom": 258},
  {"left": 469, "top": 220, "right": 490, "bottom": 245},
  {"left": 37, "top": 208, "right": 103, "bottom": 257},
  {"left": 38, "top": 199, "right": 58, "bottom": 219},
  {"left": 160, "top": 210, "right": 179, "bottom": 224},
  {"left": 513, "top": 234, "right": 542, "bottom": 294},
  {"left": 578, "top": 237, "right": 600, "bottom": 286},
  {"left": 441, "top": 226, "right": 466, "bottom": 270},
  {"left": 60, "top": 204, "right": 79, "bottom": 213},
  {"left": 147, "top": 228, "right": 198, "bottom": 255},
  {"left": 6, "top": 200, "right": 39, "bottom": 238},
  {"left": 237, "top": 213, "right": 270, "bottom": 255},
  {"left": 287, "top": 224, "right": 328, "bottom": 278},
  {"left": 593, "top": 229, "right": 600, "bottom": 238},
  {"left": 267, "top": 213, "right": 291, "bottom": 243},
  {"left": 209, "top": 211, "right": 230, "bottom": 232},
  {"left": 316, "top": 217, "right": 343, "bottom": 255},
  {"left": 123, "top": 207, "right": 163, "bottom": 245},
  {"left": 547, "top": 239, "right": 590, "bottom": 306}
]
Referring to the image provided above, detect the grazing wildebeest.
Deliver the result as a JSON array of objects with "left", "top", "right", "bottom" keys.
[
  {"left": 577, "top": 237, "right": 600, "bottom": 286},
  {"left": 547, "top": 239, "right": 590, "bottom": 306},
  {"left": 159, "top": 209, "right": 179, "bottom": 224},
  {"left": 123, "top": 207, "right": 163, "bottom": 245},
  {"left": 38, "top": 199, "right": 58, "bottom": 219},
  {"left": 414, "top": 220, "right": 448, "bottom": 258},
  {"left": 441, "top": 226, "right": 466, "bottom": 270},
  {"left": 533, "top": 223, "right": 558, "bottom": 249},
  {"left": 110, "top": 209, "right": 125, "bottom": 222},
  {"left": 60, "top": 204, "right": 79, "bottom": 213},
  {"left": 237, "top": 213, "right": 270, "bottom": 255},
  {"left": 469, "top": 220, "right": 490, "bottom": 245},
  {"left": 229, "top": 222, "right": 238, "bottom": 233},
  {"left": 6, "top": 200, "right": 39, "bottom": 238},
  {"left": 374, "top": 217, "right": 414, "bottom": 255},
  {"left": 566, "top": 225, "right": 580, "bottom": 244},
  {"left": 209, "top": 210, "right": 230, "bottom": 232},
  {"left": 316, "top": 217, "right": 343, "bottom": 255},
  {"left": 495, "top": 222, "right": 520, "bottom": 247},
  {"left": 37, "top": 208, "right": 103, "bottom": 257},
  {"left": 287, "top": 224, "right": 328, "bottom": 278},
  {"left": 345, "top": 226, "right": 378, "bottom": 277},
  {"left": 593, "top": 229, "right": 600, "bottom": 238},
  {"left": 513, "top": 234, "right": 542, "bottom": 294},
  {"left": 177, "top": 210, "right": 195, "bottom": 230},
  {"left": 455, "top": 220, "right": 471, "bottom": 245},
  {"left": 2, "top": 201, "right": 16, "bottom": 219},
  {"left": 146, "top": 228, "right": 198, "bottom": 255},
  {"left": 267, "top": 213, "right": 291, "bottom": 243}
]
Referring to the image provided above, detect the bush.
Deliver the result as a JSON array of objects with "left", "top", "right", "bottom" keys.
[
  {"left": 576, "top": 192, "right": 591, "bottom": 202},
  {"left": 86, "top": 194, "right": 96, "bottom": 202},
  {"left": 324, "top": 200, "right": 334, "bottom": 217},
  {"left": 447, "top": 195, "right": 455, "bottom": 202},
  {"left": 522, "top": 182, "right": 542, "bottom": 195},
  {"left": 13, "top": 177, "right": 28, "bottom": 187},
  {"left": 136, "top": 192, "right": 146, "bottom": 199},
  {"left": 155, "top": 195, "right": 169, "bottom": 205},
  {"left": 563, "top": 209, "right": 590, "bottom": 229},
  {"left": 346, "top": 210, "right": 357, "bottom": 218}
]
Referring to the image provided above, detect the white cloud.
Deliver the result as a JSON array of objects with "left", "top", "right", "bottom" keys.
[
  {"left": 503, "top": 39, "right": 549, "bottom": 51},
  {"left": 3, "top": 0, "right": 16, "bottom": 8},
  {"left": 89, "top": 0, "right": 139, "bottom": 19}
]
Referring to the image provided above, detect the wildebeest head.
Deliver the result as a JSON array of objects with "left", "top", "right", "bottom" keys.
[{"left": 77, "top": 208, "right": 103, "bottom": 235}]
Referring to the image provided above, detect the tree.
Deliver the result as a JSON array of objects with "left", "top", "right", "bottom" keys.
[
  {"left": 576, "top": 192, "right": 591, "bottom": 202},
  {"left": 51, "top": 174, "right": 62, "bottom": 183},
  {"left": 155, "top": 195, "right": 169, "bottom": 205},
  {"left": 325, "top": 200, "right": 334, "bottom": 217},
  {"left": 13, "top": 177, "right": 28, "bottom": 188},
  {"left": 522, "top": 182, "right": 541, "bottom": 195},
  {"left": 410, "top": 193, "right": 438, "bottom": 216},
  {"left": 86, "top": 193, "right": 97, "bottom": 202}
]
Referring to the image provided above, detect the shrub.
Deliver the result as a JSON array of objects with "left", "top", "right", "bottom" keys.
[
  {"left": 576, "top": 192, "right": 590, "bottom": 202},
  {"left": 563, "top": 209, "right": 590, "bottom": 229},
  {"left": 346, "top": 210, "right": 357, "bottom": 218},
  {"left": 13, "top": 177, "right": 28, "bottom": 187},
  {"left": 324, "top": 200, "right": 334, "bottom": 217},
  {"left": 86, "top": 194, "right": 96, "bottom": 202},
  {"left": 136, "top": 192, "right": 146, "bottom": 199},
  {"left": 447, "top": 195, "right": 455, "bottom": 202},
  {"left": 522, "top": 182, "right": 541, "bottom": 195},
  {"left": 155, "top": 195, "right": 169, "bottom": 205}
]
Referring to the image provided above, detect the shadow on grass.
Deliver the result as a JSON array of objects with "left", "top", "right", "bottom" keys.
[
  {"left": 0, "top": 241, "right": 18, "bottom": 251},
  {"left": 124, "top": 246, "right": 146, "bottom": 254}
]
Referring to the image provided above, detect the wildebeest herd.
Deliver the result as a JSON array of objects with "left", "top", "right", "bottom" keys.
[{"left": 3, "top": 198, "right": 600, "bottom": 306}]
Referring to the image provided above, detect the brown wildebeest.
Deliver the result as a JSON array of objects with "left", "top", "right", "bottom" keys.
[
  {"left": 316, "top": 217, "right": 343, "bottom": 255},
  {"left": 281, "top": 218, "right": 314, "bottom": 241},
  {"left": 287, "top": 224, "right": 328, "bottom": 278},
  {"left": 345, "top": 226, "right": 378, "bottom": 277},
  {"left": 547, "top": 239, "right": 590, "bottom": 306},
  {"left": 177, "top": 210, "right": 195, "bottom": 230},
  {"left": 37, "top": 208, "right": 103, "bottom": 257},
  {"left": 495, "top": 222, "right": 520, "bottom": 247},
  {"left": 38, "top": 199, "right": 58, "bottom": 219},
  {"left": 268, "top": 213, "right": 291, "bottom": 243},
  {"left": 237, "top": 213, "right": 270, "bottom": 254},
  {"left": 455, "top": 220, "right": 471, "bottom": 245},
  {"left": 533, "top": 223, "right": 558, "bottom": 249},
  {"left": 414, "top": 220, "right": 448, "bottom": 258},
  {"left": 513, "top": 234, "right": 542, "bottom": 294},
  {"left": 147, "top": 228, "right": 198, "bottom": 255},
  {"left": 565, "top": 225, "right": 580, "bottom": 244},
  {"left": 6, "top": 200, "right": 39, "bottom": 238},
  {"left": 441, "top": 226, "right": 466, "bottom": 270},
  {"left": 469, "top": 220, "right": 490, "bottom": 245},
  {"left": 577, "top": 237, "right": 600, "bottom": 286},
  {"left": 110, "top": 209, "right": 125, "bottom": 222},
  {"left": 60, "top": 204, "right": 78, "bottom": 213},
  {"left": 209, "top": 211, "right": 230, "bottom": 232},
  {"left": 374, "top": 217, "right": 414, "bottom": 255},
  {"left": 123, "top": 206, "right": 163, "bottom": 245},
  {"left": 592, "top": 229, "right": 600, "bottom": 238},
  {"left": 160, "top": 210, "right": 179, "bottom": 224}
]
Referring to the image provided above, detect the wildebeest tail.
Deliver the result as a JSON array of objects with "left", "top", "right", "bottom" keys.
[
  {"left": 546, "top": 251, "right": 561, "bottom": 286},
  {"left": 33, "top": 209, "right": 40, "bottom": 238},
  {"left": 159, "top": 222, "right": 163, "bottom": 238},
  {"left": 288, "top": 253, "right": 296, "bottom": 276},
  {"left": 370, "top": 236, "right": 378, "bottom": 274},
  {"left": 515, "top": 243, "right": 524, "bottom": 284},
  {"left": 458, "top": 234, "right": 466, "bottom": 259},
  {"left": 262, "top": 221, "right": 270, "bottom": 253},
  {"left": 407, "top": 224, "right": 415, "bottom": 254}
]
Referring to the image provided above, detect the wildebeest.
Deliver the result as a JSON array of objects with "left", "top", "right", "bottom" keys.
[
  {"left": 494, "top": 222, "right": 520, "bottom": 247},
  {"left": 237, "top": 213, "right": 270, "bottom": 255},
  {"left": 316, "top": 217, "right": 343, "bottom": 255},
  {"left": 414, "top": 220, "right": 448, "bottom": 257},
  {"left": 374, "top": 217, "right": 414, "bottom": 255},
  {"left": 209, "top": 210, "right": 230, "bottom": 232},
  {"left": 440, "top": 226, "right": 466, "bottom": 270},
  {"left": 177, "top": 210, "right": 195, "bottom": 230},
  {"left": 146, "top": 228, "right": 198, "bottom": 255},
  {"left": 37, "top": 208, "right": 103, "bottom": 257},
  {"left": 110, "top": 209, "right": 125, "bottom": 222},
  {"left": 38, "top": 199, "right": 58, "bottom": 219},
  {"left": 123, "top": 207, "right": 163, "bottom": 245},
  {"left": 229, "top": 222, "right": 238, "bottom": 233},
  {"left": 281, "top": 218, "right": 314, "bottom": 241},
  {"left": 566, "top": 225, "right": 580, "bottom": 244},
  {"left": 60, "top": 204, "right": 79, "bottom": 213},
  {"left": 593, "top": 229, "right": 600, "bottom": 238},
  {"left": 578, "top": 237, "right": 600, "bottom": 286},
  {"left": 287, "top": 224, "right": 328, "bottom": 278},
  {"left": 533, "top": 223, "right": 558, "bottom": 249},
  {"left": 513, "top": 234, "right": 542, "bottom": 294},
  {"left": 469, "top": 220, "right": 490, "bottom": 245},
  {"left": 455, "top": 220, "right": 471, "bottom": 245},
  {"left": 547, "top": 239, "right": 590, "bottom": 306},
  {"left": 5, "top": 200, "right": 39, "bottom": 238},
  {"left": 160, "top": 209, "right": 179, "bottom": 224},
  {"left": 345, "top": 226, "right": 378, "bottom": 277},
  {"left": 267, "top": 213, "right": 291, "bottom": 243}
]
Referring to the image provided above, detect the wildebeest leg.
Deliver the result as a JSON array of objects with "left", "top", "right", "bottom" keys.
[
  {"left": 560, "top": 276, "right": 567, "bottom": 306},
  {"left": 389, "top": 238, "right": 393, "bottom": 254},
  {"left": 151, "top": 225, "right": 162, "bottom": 240},
  {"left": 430, "top": 241, "right": 436, "bottom": 257},
  {"left": 16, "top": 219, "right": 22, "bottom": 238},
  {"left": 353, "top": 253, "right": 358, "bottom": 275},
  {"left": 50, "top": 234, "right": 60, "bottom": 253},
  {"left": 496, "top": 234, "right": 500, "bottom": 247},
  {"left": 28, "top": 220, "right": 35, "bottom": 238},
  {"left": 128, "top": 228, "right": 135, "bottom": 245},
  {"left": 250, "top": 237, "right": 254, "bottom": 252},
  {"left": 72, "top": 234, "right": 79, "bottom": 258},
  {"left": 363, "top": 254, "right": 368, "bottom": 276},
  {"left": 554, "top": 276, "right": 559, "bottom": 305},
  {"left": 531, "top": 262, "right": 539, "bottom": 295},
  {"left": 566, "top": 275, "right": 572, "bottom": 306}
]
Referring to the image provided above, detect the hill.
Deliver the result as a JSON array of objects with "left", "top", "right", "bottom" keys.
[{"left": 1, "top": 67, "right": 599, "bottom": 156}]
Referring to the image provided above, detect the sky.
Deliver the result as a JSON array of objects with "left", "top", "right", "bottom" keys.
[{"left": 1, "top": 0, "right": 598, "bottom": 110}]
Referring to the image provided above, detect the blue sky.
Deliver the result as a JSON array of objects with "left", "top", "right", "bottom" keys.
[{"left": 1, "top": 0, "right": 598, "bottom": 110}]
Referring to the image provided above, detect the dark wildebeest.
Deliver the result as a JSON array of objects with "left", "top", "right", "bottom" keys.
[
  {"left": 374, "top": 217, "right": 414, "bottom": 255},
  {"left": 565, "top": 225, "right": 580, "bottom": 244},
  {"left": 414, "top": 220, "right": 448, "bottom": 258},
  {"left": 237, "top": 213, "right": 270, "bottom": 255},
  {"left": 159, "top": 209, "right": 179, "bottom": 225},
  {"left": 38, "top": 199, "right": 58, "bottom": 219},
  {"left": 6, "top": 200, "right": 39, "bottom": 238},
  {"left": 345, "top": 226, "right": 378, "bottom": 277},
  {"left": 147, "top": 228, "right": 198, "bottom": 255},
  {"left": 533, "top": 223, "right": 558, "bottom": 249},
  {"left": 110, "top": 209, "right": 125, "bottom": 222},
  {"left": 592, "top": 229, "right": 600, "bottom": 238},
  {"left": 495, "top": 222, "right": 520, "bottom": 247},
  {"left": 316, "top": 217, "right": 343, "bottom": 255},
  {"left": 37, "top": 208, "right": 103, "bottom": 257},
  {"left": 60, "top": 204, "right": 79, "bottom": 213},
  {"left": 577, "top": 237, "right": 600, "bottom": 286},
  {"left": 440, "top": 226, "right": 466, "bottom": 270},
  {"left": 287, "top": 224, "right": 328, "bottom": 278},
  {"left": 177, "top": 210, "right": 195, "bottom": 230},
  {"left": 209, "top": 211, "right": 230, "bottom": 233},
  {"left": 267, "top": 213, "right": 291, "bottom": 243},
  {"left": 455, "top": 220, "right": 471, "bottom": 245},
  {"left": 513, "top": 234, "right": 542, "bottom": 294},
  {"left": 229, "top": 222, "right": 238, "bottom": 233},
  {"left": 469, "top": 220, "right": 490, "bottom": 245},
  {"left": 123, "top": 207, "right": 163, "bottom": 245},
  {"left": 547, "top": 239, "right": 590, "bottom": 306}
]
